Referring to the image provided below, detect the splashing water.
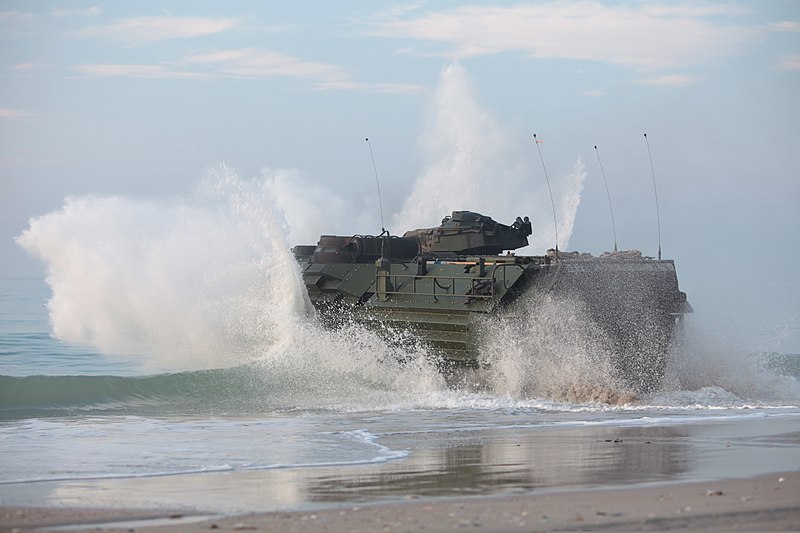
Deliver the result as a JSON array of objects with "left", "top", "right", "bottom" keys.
[
  {"left": 393, "top": 62, "right": 508, "bottom": 231},
  {"left": 532, "top": 158, "right": 587, "bottom": 253},
  {"left": 16, "top": 166, "right": 309, "bottom": 371},
  {"left": 258, "top": 320, "right": 446, "bottom": 409},
  {"left": 15, "top": 166, "right": 446, "bottom": 399},
  {"left": 260, "top": 167, "right": 368, "bottom": 247},
  {"left": 393, "top": 62, "right": 586, "bottom": 253},
  {"left": 478, "top": 295, "right": 635, "bottom": 405}
]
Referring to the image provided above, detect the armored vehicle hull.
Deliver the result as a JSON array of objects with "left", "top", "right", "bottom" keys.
[{"left": 293, "top": 211, "right": 690, "bottom": 392}]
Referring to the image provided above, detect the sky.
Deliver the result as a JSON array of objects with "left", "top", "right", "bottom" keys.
[{"left": 2, "top": 1, "right": 799, "bottom": 351}]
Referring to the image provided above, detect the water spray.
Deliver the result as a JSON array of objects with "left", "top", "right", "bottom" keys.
[
  {"left": 593, "top": 145, "right": 618, "bottom": 252},
  {"left": 365, "top": 137, "right": 387, "bottom": 236},
  {"left": 643, "top": 133, "right": 662, "bottom": 260},
  {"left": 533, "top": 133, "right": 558, "bottom": 253}
]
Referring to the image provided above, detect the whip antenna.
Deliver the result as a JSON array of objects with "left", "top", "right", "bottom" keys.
[
  {"left": 533, "top": 133, "right": 558, "bottom": 253},
  {"left": 643, "top": 133, "right": 662, "bottom": 260},
  {"left": 365, "top": 137, "right": 386, "bottom": 235},
  {"left": 593, "top": 145, "right": 618, "bottom": 252}
]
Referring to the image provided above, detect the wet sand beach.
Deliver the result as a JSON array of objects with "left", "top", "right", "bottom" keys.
[
  {"left": 2, "top": 414, "right": 798, "bottom": 532},
  {"left": 2, "top": 472, "right": 798, "bottom": 532}
]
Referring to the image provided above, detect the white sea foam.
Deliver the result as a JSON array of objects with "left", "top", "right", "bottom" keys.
[{"left": 0, "top": 418, "right": 407, "bottom": 484}]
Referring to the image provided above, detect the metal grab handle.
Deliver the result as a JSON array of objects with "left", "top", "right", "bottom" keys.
[
  {"left": 434, "top": 278, "right": 452, "bottom": 291},
  {"left": 491, "top": 263, "right": 524, "bottom": 290}
]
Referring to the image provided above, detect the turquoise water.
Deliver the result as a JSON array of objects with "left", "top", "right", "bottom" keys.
[{"left": 0, "top": 278, "right": 140, "bottom": 378}]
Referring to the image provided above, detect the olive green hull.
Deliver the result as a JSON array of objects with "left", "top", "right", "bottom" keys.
[{"left": 298, "top": 254, "right": 689, "bottom": 392}]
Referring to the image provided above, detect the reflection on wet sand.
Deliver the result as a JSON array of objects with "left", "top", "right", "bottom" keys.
[
  {"left": 3, "top": 417, "right": 796, "bottom": 513},
  {"left": 306, "top": 426, "right": 688, "bottom": 501}
]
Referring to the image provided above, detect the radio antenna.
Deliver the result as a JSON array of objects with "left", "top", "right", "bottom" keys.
[
  {"left": 533, "top": 133, "right": 558, "bottom": 253},
  {"left": 643, "top": 133, "right": 661, "bottom": 260},
  {"left": 593, "top": 145, "right": 618, "bottom": 252},
  {"left": 365, "top": 137, "right": 386, "bottom": 235}
]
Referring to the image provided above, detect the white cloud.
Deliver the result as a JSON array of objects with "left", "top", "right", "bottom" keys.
[
  {"left": 0, "top": 107, "right": 26, "bottom": 119},
  {"left": 12, "top": 62, "right": 51, "bottom": 72},
  {"left": 74, "top": 64, "right": 209, "bottom": 80},
  {"left": 766, "top": 21, "right": 800, "bottom": 32},
  {"left": 72, "top": 50, "right": 424, "bottom": 94},
  {"left": 313, "top": 80, "right": 424, "bottom": 94},
  {"left": 582, "top": 89, "right": 606, "bottom": 97},
  {"left": 367, "top": 2, "right": 753, "bottom": 70},
  {"left": 187, "top": 49, "right": 349, "bottom": 82},
  {"left": 70, "top": 16, "right": 239, "bottom": 43},
  {"left": 186, "top": 49, "right": 423, "bottom": 92},
  {"left": 639, "top": 5, "right": 747, "bottom": 17},
  {"left": 777, "top": 55, "right": 800, "bottom": 71},
  {"left": 52, "top": 6, "right": 100, "bottom": 18}
]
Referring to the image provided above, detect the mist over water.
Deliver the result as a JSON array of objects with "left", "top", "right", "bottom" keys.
[{"left": 11, "top": 63, "right": 799, "bottom": 410}]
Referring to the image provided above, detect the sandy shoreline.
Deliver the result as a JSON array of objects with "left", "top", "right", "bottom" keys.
[
  {"left": 3, "top": 472, "right": 798, "bottom": 532},
  {"left": 2, "top": 415, "right": 799, "bottom": 531}
]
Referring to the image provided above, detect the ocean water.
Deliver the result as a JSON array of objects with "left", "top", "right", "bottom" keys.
[{"left": 2, "top": 232, "right": 800, "bottom": 511}]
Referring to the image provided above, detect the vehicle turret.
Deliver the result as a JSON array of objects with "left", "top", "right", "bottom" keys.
[{"left": 404, "top": 211, "right": 532, "bottom": 256}]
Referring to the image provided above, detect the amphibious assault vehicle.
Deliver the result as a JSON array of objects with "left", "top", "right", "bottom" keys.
[{"left": 293, "top": 211, "right": 690, "bottom": 392}]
